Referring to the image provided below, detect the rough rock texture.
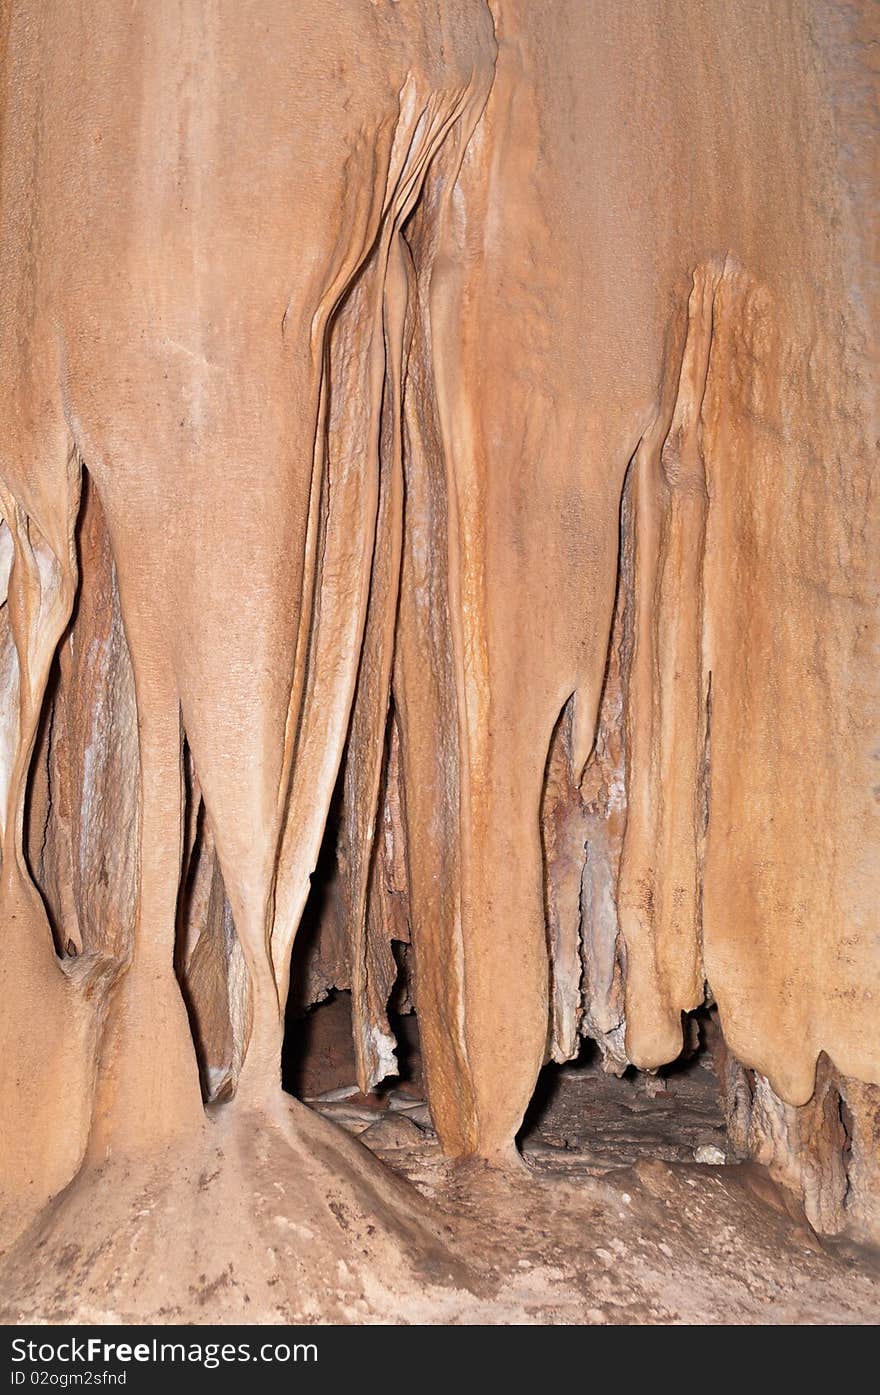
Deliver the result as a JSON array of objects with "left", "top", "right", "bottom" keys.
[{"left": 0, "top": 0, "right": 876, "bottom": 1321}]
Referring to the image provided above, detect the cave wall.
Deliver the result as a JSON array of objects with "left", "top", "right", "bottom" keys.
[
  {"left": 0, "top": 0, "right": 876, "bottom": 1240},
  {"left": 307, "top": 0, "right": 880, "bottom": 1219}
]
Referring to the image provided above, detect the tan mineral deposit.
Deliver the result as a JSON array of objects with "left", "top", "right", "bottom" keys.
[{"left": 0, "top": 0, "right": 876, "bottom": 1326}]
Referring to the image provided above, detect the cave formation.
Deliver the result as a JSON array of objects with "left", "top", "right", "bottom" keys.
[{"left": 0, "top": 0, "right": 877, "bottom": 1325}]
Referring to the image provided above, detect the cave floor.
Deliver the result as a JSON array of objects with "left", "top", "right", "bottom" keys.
[
  {"left": 3, "top": 1001, "right": 877, "bottom": 1326},
  {"left": 299, "top": 997, "right": 880, "bottom": 1324}
]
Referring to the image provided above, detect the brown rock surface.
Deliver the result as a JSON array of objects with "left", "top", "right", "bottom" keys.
[{"left": 0, "top": 0, "right": 875, "bottom": 1322}]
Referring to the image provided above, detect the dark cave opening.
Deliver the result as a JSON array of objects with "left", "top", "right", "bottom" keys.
[
  {"left": 277, "top": 749, "right": 731, "bottom": 1163},
  {"left": 284, "top": 946, "right": 728, "bottom": 1169},
  {"left": 279, "top": 765, "right": 428, "bottom": 1147},
  {"left": 284, "top": 989, "right": 423, "bottom": 1105},
  {"left": 515, "top": 1017, "right": 728, "bottom": 1170}
]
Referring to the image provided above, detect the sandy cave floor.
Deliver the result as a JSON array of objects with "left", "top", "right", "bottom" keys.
[
  {"left": 291, "top": 996, "right": 880, "bottom": 1324},
  {"left": 1, "top": 997, "right": 877, "bottom": 1326}
]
